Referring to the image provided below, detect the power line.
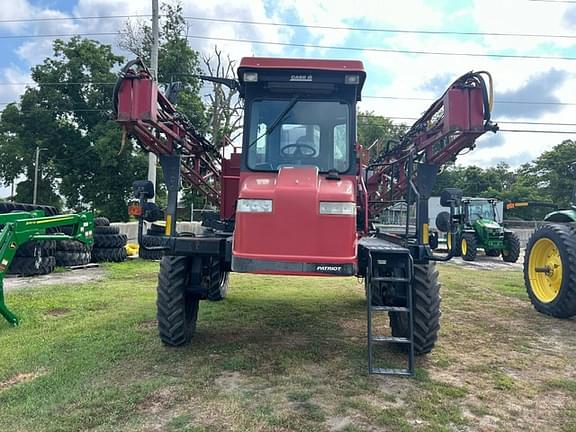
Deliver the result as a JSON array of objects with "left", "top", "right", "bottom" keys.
[
  {"left": 0, "top": 31, "right": 574, "bottom": 61},
  {"left": 183, "top": 16, "right": 576, "bottom": 40},
  {"left": 185, "top": 34, "right": 576, "bottom": 61},
  {"left": 1, "top": 13, "right": 574, "bottom": 40}
]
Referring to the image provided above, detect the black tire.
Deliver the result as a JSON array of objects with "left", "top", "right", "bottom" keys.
[
  {"left": 524, "top": 223, "right": 576, "bottom": 318},
  {"left": 447, "top": 232, "right": 461, "bottom": 256},
  {"left": 55, "top": 251, "right": 91, "bottom": 267},
  {"left": 8, "top": 256, "right": 56, "bottom": 276},
  {"left": 502, "top": 232, "right": 521, "bottom": 263},
  {"left": 91, "top": 247, "right": 127, "bottom": 263},
  {"left": 139, "top": 234, "right": 166, "bottom": 260},
  {"left": 157, "top": 255, "right": 200, "bottom": 346},
  {"left": 429, "top": 232, "right": 439, "bottom": 250},
  {"left": 148, "top": 223, "right": 166, "bottom": 236},
  {"left": 94, "top": 217, "right": 110, "bottom": 227},
  {"left": 485, "top": 249, "right": 501, "bottom": 257},
  {"left": 15, "top": 240, "right": 56, "bottom": 257},
  {"left": 94, "top": 233, "right": 127, "bottom": 248},
  {"left": 206, "top": 257, "right": 229, "bottom": 301},
  {"left": 390, "top": 263, "right": 441, "bottom": 355},
  {"left": 56, "top": 240, "right": 92, "bottom": 252},
  {"left": 461, "top": 233, "right": 478, "bottom": 262},
  {"left": 94, "top": 225, "right": 120, "bottom": 235}
]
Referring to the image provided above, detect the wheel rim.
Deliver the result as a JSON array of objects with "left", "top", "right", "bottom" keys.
[
  {"left": 528, "top": 238, "right": 563, "bottom": 303},
  {"left": 461, "top": 238, "right": 468, "bottom": 256}
]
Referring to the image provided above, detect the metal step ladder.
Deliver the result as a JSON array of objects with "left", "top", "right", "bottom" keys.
[{"left": 367, "top": 251, "right": 415, "bottom": 376}]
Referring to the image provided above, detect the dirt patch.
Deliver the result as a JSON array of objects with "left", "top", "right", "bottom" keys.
[
  {"left": 214, "top": 371, "right": 245, "bottom": 392},
  {"left": 4, "top": 266, "right": 105, "bottom": 292},
  {"left": 441, "top": 250, "right": 524, "bottom": 271},
  {"left": 0, "top": 371, "right": 43, "bottom": 391},
  {"left": 137, "top": 387, "right": 178, "bottom": 414},
  {"left": 325, "top": 416, "right": 354, "bottom": 431},
  {"left": 45, "top": 308, "right": 70, "bottom": 317},
  {"left": 136, "top": 319, "right": 157, "bottom": 331}
]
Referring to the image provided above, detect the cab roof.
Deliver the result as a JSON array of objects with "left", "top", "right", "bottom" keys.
[{"left": 237, "top": 57, "right": 366, "bottom": 92}]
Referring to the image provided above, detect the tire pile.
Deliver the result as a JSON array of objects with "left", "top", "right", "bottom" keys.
[
  {"left": 0, "top": 203, "right": 59, "bottom": 276},
  {"left": 55, "top": 239, "right": 92, "bottom": 267},
  {"left": 91, "top": 217, "right": 128, "bottom": 263},
  {"left": 139, "top": 222, "right": 166, "bottom": 260}
]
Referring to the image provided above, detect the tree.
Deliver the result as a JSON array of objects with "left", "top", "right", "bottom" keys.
[
  {"left": 357, "top": 111, "right": 406, "bottom": 160},
  {"left": 0, "top": 37, "right": 148, "bottom": 219}
]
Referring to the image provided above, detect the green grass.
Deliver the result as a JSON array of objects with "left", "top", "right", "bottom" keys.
[{"left": 0, "top": 260, "right": 574, "bottom": 431}]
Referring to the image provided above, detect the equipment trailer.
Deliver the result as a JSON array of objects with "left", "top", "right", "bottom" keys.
[
  {"left": 115, "top": 58, "right": 496, "bottom": 375},
  {"left": 0, "top": 209, "right": 94, "bottom": 325}
]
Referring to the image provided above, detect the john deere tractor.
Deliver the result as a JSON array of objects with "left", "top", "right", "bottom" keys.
[
  {"left": 524, "top": 190, "right": 576, "bottom": 318},
  {"left": 441, "top": 198, "right": 520, "bottom": 262}
]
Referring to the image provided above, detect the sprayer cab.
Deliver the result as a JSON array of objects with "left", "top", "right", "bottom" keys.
[{"left": 231, "top": 58, "right": 366, "bottom": 276}]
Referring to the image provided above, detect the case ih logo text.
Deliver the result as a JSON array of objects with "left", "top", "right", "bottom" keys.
[
  {"left": 316, "top": 265, "right": 342, "bottom": 272},
  {"left": 290, "top": 74, "right": 312, "bottom": 82}
]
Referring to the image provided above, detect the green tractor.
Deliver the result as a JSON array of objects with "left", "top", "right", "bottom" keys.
[
  {"left": 523, "top": 190, "right": 576, "bottom": 319},
  {"left": 440, "top": 198, "right": 521, "bottom": 263}
]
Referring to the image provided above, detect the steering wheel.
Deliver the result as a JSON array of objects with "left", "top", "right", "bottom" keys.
[{"left": 281, "top": 143, "right": 318, "bottom": 158}]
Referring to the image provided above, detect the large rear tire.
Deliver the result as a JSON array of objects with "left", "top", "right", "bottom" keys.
[
  {"left": 524, "top": 223, "right": 576, "bottom": 318},
  {"left": 390, "top": 263, "right": 441, "bottom": 355},
  {"left": 157, "top": 255, "right": 200, "bottom": 346},
  {"left": 502, "top": 232, "right": 521, "bottom": 263}
]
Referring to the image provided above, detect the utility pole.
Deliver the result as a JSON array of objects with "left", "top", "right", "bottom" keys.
[
  {"left": 32, "top": 146, "right": 45, "bottom": 205},
  {"left": 148, "top": 0, "right": 159, "bottom": 203}
]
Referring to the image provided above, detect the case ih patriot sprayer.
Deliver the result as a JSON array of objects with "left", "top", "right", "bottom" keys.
[{"left": 114, "top": 57, "right": 496, "bottom": 375}]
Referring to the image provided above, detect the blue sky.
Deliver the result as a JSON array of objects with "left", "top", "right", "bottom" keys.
[{"left": 1, "top": 0, "right": 576, "bottom": 196}]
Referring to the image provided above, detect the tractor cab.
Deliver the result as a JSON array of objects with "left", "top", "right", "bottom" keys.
[
  {"left": 463, "top": 198, "right": 498, "bottom": 224},
  {"left": 231, "top": 58, "right": 366, "bottom": 276}
]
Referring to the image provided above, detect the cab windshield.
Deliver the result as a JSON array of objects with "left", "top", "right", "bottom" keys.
[
  {"left": 467, "top": 200, "right": 496, "bottom": 222},
  {"left": 246, "top": 100, "right": 350, "bottom": 173}
]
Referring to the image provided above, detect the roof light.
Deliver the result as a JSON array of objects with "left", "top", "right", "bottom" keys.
[
  {"left": 344, "top": 74, "right": 360, "bottom": 85},
  {"left": 243, "top": 72, "right": 258, "bottom": 82}
]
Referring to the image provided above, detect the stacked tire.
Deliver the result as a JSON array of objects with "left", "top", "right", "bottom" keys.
[
  {"left": 91, "top": 217, "right": 127, "bottom": 263},
  {"left": 139, "top": 223, "right": 166, "bottom": 260},
  {"left": 8, "top": 240, "right": 56, "bottom": 276},
  {"left": 55, "top": 240, "right": 92, "bottom": 267}
]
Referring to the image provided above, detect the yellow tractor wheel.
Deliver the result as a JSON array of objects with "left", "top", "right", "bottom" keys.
[{"left": 524, "top": 223, "right": 576, "bottom": 318}]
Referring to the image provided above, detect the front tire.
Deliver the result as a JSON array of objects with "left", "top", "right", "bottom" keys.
[
  {"left": 502, "top": 232, "right": 521, "bottom": 263},
  {"left": 461, "top": 233, "right": 478, "bottom": 262},
  {"left": 524, "top": 223, "right": 576, "bottom": 318},
  {"left": 157, "top": 255, "right": 200, "bottom": 346},
  {"left": 390, "top": 263, "right": 441, "bottom": 355}
]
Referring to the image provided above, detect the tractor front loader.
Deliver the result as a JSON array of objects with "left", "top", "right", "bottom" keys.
[
  {"left": 115, "top": 58, "right": 496, "bottom": 375},
  {"left": 0, "top": 210, "right": 94, "bottom": 325}
]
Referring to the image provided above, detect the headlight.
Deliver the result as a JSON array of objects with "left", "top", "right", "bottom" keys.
[
  {"left": 319, "top": 202, "right": 356, "bottom": 215},
  {"left": 237, "top": 199, "right": 272, "bottom": 213}
]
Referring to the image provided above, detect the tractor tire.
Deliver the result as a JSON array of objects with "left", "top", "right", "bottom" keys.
[
  {"left": 91, "top": 247, "right": 127, "bottom": 263},
  {"left": 390, "top": 263, "right": 441, "bottom": 355},
  {"left": 94, "top": 233, "right": 127, "bottom": 249},
  {"left": 206, "top": 258, "right": 229, "bottom": 301},
  {"left": 502, "top": 232, "right": 521, "bottom": 263},
  {"left": 56, "top": 240, "right": 92, "bottom": 252},
  {"left": 461, "top": 233, "right": 478, "bottom": 262},
  {"left": 447, "top": 232, "right": 461, "bottom": 256},
  {"left": 157, "top": 255, "right": 200, "bottom": 346},
  {"left": 148, "top": 223, "right": 166, "bottom": 236},
  {"left": 94, "top": 217, "right": 110, "bottom": 227},
  {"left": 94, "top": 225, "right": 120, "bottom": 235},
  {"left": 55, "top": 251, "right": 91, "bottom": 267},
  {"left": 15, "top": 240, "right": 56, "bottom": 257},
  {"left": 524, "top": 223, "right": 576, "bottom": 318},
  {"left": 485, "top": 249, "right": 501, "bottom": 257},
  {"left": 8, "top": 256, "right": 56, "bottom": 276},
  {"left": 139, "top": 234, "right": 166, "bottom": 260}
]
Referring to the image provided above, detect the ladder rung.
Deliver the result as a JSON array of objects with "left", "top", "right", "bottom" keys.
[
  {"left": 371, "top": 277, "right": 410, "bottom": 283},
  {"left": 371, "top": 336, "right": 411, "bottom": 344},
  {"left": 370, "top": 367, "right": 413, "bottom": 376},
  {"left": 371, "top": 306, "right": 410, "bottom": 312}
]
